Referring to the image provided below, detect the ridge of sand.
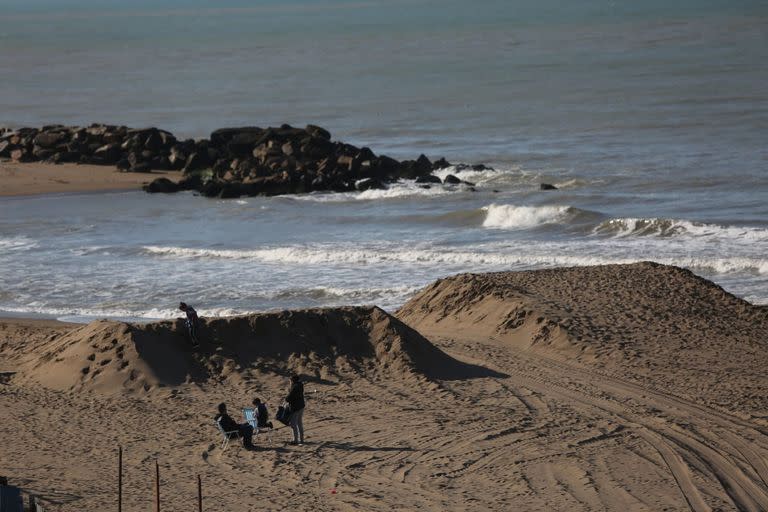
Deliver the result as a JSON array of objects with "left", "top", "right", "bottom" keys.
[
  {"left": 11, "top": 306, "right": 491, "bottom": 394},
  {"left": 0, "top": 161, "right": 181, "bottom": 196},
  {"left": 396, "top": 261, "right": 768, "bottom": 416}
]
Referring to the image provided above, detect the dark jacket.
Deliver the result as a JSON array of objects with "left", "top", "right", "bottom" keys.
[
  {"left": 256, "top": 403, "right": 269, "bottom": 427},
  {"left": 215, "top": 412, "right": 239, "bottom": 433},
  {"left": 286, "top": 381, "right": 305, "bottom": 411}
]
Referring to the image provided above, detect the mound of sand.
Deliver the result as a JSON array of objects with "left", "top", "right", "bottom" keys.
[
  {"left": 397, "top": 262, "right": 768, "bottom": 415},
  {"left": 17, "top": 319, "right": 206, "bottom": 393},
  {"left": 16, "top": 306, "right": 489, "bottom": 394}
]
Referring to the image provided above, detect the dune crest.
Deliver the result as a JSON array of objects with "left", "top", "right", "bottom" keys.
[{"left": 17, "top": 306, "right": 488, "bottom": 394}]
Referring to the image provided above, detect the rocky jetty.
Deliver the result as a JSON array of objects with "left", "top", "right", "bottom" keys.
[{"left": 0, "top": 123, "right": 479, "bottom": 198}]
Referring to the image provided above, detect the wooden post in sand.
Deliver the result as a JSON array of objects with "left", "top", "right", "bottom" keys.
[
  {"left": 197, "top": 475, "right": 202, "bottom": 512},
  {"left": 155, "top": 460, "right": 160, "bottom": 512},
  {"left": 118, "top": 446, "right": 122, "bottom": 512}
]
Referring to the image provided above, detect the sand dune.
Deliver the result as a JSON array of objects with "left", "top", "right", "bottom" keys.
[
  {"left": 397, "top": 262, "right": 768, "bottom": 419},
  {"left": 14, "top": 306, "right": 490, "bottom": 395},
  {"left": 2, "top": 264, "right": 768, "bottom": 511}
]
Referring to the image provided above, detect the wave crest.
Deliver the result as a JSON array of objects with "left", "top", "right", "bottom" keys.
[
  {"left": 595, "top": 218, "right": 768, "bottom": 241},
  {"left": 482, "top": 204, "right": 573, "bottom": 229}
]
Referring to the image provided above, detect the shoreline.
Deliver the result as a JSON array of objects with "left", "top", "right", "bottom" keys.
[{"left": 0, "top": 161, "right": 181, "bottom": 197}]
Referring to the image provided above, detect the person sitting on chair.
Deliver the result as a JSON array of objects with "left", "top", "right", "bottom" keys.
[
  {"left": 215, "top": 403, "right": 254, "bottom": 449},
  {"left": 252, "top": 397, "right": 274, "bottom": 429}
]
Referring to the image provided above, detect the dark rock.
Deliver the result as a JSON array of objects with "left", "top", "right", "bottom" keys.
[
  {"left": 355, "top": 178, "right": 386, "bottom": 191},
  {"left": 143, "top": 177, "right": 180, "bottom": 193},
  {"left": 143, "top": 130, "right": 164, "bottom": 151},
  {"left": 0, "top": 141, "right": 10, "bottom": 157},
  {"left": 300, "top": 137, "right": 333, "bottom": 159},
  {"left": 471, "top": 163, "right": 492, "bottom": 171},
  {"left": 305, "top": 125, "right": 331, "bottom": 140},
  {"left": 127, "top": 152, "right": 144, "bottom": 169},
  {"left": 31, "top": 147, "right": 55, "bottom": 160},
  {"left": 281, "top": 141, "right": 295, "bottom": 157},
  {"left": 168, "top": 145, "right": 188, "bottom": 169},
  {"left": 201, "top": 180, "right": 224, "bottom": 198},
  {"left": 415, "top": 175, "right": 442, "bottom": 184},
  {"left": 432, "top": 157, "right": 451, "bottom": 170},
  {"left": 116, "top": 159, "right": 131, "bottom": 171},
  {"left": 357, "top": 147, "right": 375, "bottom": 161},
  {"left": 10, "top": 149, "right": 32, "bottom": 162},
  {"left": 183, "top": 152, "right": 210, "bottom": 173},
  {"left": 210, "top": 127, "right": 266, "bottom": 155},
  {"left": 540, "top": 183, "right": 558, "bottom": 190},
  {"left": 443, "top": 174, "right": 461, "bottom": 184},
  {"left": 415, "top": 154, "right": 432, "bottom": 171},
  {"left": 219, "top": 181, "right": 247, "bottom": 199},
  {"left": 34, "top": 131, "right": 67, "bottom": 148},
  {"left": 211, "top": 158, "right": 231, "bottom": 175},
  {"left": 149, "top": 156, "right": 170, "bottom": 171},
  {"left": 94, "top": 143, "right": 122, "bottom": 164}
]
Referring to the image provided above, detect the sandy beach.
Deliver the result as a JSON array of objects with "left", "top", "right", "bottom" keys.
[
  {"left": 1, "top": 263, "right": 767, "bottom": 511},
  {"left": 0, "top": 162, "right": 181, "bottom": 196}
]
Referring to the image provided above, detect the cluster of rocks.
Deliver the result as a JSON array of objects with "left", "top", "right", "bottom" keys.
[{"left": 0, "top": 123, "right": 482, "bottom": 198}]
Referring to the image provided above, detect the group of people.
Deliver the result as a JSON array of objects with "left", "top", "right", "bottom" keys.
[
  {"left": 215, "top": 374, "right": 307, "bottom": 449},
  {"left": 178, "top": 302, "right": 308, "bottom": 449}
]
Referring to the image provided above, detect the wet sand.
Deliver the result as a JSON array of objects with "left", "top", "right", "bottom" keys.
[{"left": 0, "top": 162, "right": 181, "bottom": 196}]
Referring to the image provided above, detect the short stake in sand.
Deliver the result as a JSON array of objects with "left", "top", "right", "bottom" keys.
[
  {"left": 118, "top": 446, "right": 122, "bottom": 512},
  {"left": 198, "top": 474, "right": 203, "bottom": 512},
  {"left": 155, "top": 460, "right": 160, "bottom": 512}
]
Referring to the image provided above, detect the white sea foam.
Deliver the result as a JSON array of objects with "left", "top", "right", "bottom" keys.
[
  {"left": 595, "top": 217, "right": 768, "bottom": 242},
  {"left": 432, "top": 164, "right": 520, "bottom": 185},
  {"left": 288, "top": 180, "right": 457, "bottom": 203},
  {"left": 0, "top": 236, "right": 38, "bottom": 251},
  {"left": 0, "top": 304, "right": 256, "bottom": 323},
  {"left": 0, "top": 284, "right": 423, "bottom": 323},
  {"left": 482, "top": 204, "right": 572, "bottom": 229},
  {"left": 142, "top": 244, "right": 768, "bottom": 275}
]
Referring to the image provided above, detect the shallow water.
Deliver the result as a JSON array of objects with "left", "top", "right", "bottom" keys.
[{"left": 1, "top": 0, "right": 766, "bottom": 320}]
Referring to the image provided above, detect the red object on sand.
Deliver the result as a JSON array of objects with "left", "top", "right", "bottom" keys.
[{"left": 330, "top": 488, "right": 337, "bottom": 494}]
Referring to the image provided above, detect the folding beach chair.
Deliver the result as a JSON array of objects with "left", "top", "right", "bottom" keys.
[
  {"left": 243, "top": 407, "right": 274, "bottom": 445},
  {"left": 214, "top": 418, "right": 240, "bottom": 452}
]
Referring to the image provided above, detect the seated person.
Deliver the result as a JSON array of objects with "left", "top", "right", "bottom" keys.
[
  {"left": 253, "top": 397, "right": 274, "bottom": 429},
  {"left": 214, "top": 402, "right": 254, "bottom": 449}
]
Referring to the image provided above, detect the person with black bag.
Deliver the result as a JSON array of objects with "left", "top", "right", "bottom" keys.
[{"left": 285, "top": 374, "right": 306, "bottom": 445}]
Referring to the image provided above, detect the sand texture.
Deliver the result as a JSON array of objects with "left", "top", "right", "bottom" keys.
[
  {"left": 0, "top": 162, "right": 181, "bottom": 196},
  {"left": 2, "top": 264, "right": 768, "bottom": 511}
]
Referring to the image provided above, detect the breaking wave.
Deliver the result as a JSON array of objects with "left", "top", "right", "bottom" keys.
[
  {"left": 594, "top": 218, "right": 768, "bottom": 242},
  {"left": 482, "top": 204, "right": 574, "bottom": 229},
  {"left": 142, "top": 244, "right": 768, "bottom": 275}
]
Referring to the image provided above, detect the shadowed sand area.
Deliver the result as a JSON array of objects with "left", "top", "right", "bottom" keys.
[{"left": 1, "top": 263, "right": 768, "bottom": 511}]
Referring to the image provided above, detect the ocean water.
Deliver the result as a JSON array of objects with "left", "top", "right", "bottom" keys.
[{"left": 1, "top": 0, "right": 767, "bottom": 321}]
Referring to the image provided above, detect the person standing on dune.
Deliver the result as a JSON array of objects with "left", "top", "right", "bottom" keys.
[
  {"left": 286, "top": 374, "right": 306, "bottom": 445},
  {"left": 179, "top": 302, "right": 200, "bottom": 346}
]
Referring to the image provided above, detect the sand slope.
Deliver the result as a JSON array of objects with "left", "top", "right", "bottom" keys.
[{"left": 397, "top": 262, "right": 768, "bottom": 418}]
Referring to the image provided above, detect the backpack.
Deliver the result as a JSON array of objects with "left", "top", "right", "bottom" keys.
[{"left": 276, "top": 405, "right": 291, "bottom": 425}]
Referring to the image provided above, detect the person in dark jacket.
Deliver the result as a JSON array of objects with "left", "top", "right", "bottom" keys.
[
  {"left": 252, "top": 398, "right": 274, "bottom": 429},
  {"left": 214, "top": 403, "right": 254, "bottom": 449},
  {"left": 179, "top": 302, "right": 200, "bottom": 345},
  {"left": 285, "top": 374, "right": 306, "bottom": 445}
]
